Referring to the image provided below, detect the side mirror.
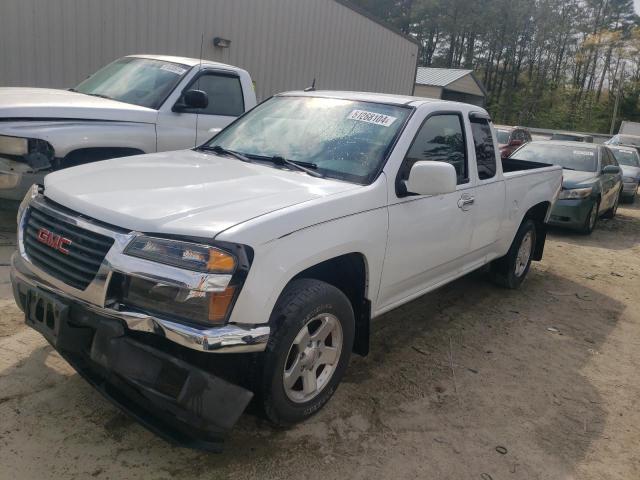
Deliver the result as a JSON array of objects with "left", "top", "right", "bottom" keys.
[
  {"left": 173, "top": 89, "right": 209, "bottom": 111},
  {"left": 602, "top": 165, "right": 621, "bottom": 175},
  {"left": 404, "top": 161, "right": 457, "bottom": 196},
  {"left": 509, "top": 139, "right": 523, "bottom": 147}
]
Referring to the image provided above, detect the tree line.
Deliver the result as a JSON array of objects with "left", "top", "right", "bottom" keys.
[{"left": 353, "top": 0, "right": 640, "bottom": 133}]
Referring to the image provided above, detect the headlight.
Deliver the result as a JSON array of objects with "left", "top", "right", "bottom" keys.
[
  {"left": 122, "top": 276, "right": 236, "bottom": 326},
  {"left": 122, "top": 237, "right": 242, "bottom": 325},
  {"left": 558, "top": 187, "right": 593, "bottom": 200},
  {"left": 17, "top": 184, "right": 40, "bottom": 223},
  {"left": 0, "top": 135, "right": 28, "bottom": 156},
  {"left": 124, "top": 236, "right": 236, "bottom": 274}
]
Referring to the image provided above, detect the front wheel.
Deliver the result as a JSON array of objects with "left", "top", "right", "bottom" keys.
[
  {"left": 491, "top": 219, "right": 537, "bottom": 289},
  {"left": 259, "top": 279, "right": 354, "bottom": 426},
  {"left": 580, "top": 199, "right": 600, "bottom": 234}
]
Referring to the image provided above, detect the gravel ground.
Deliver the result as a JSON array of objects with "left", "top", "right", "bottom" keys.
[{"left": 0, "top": 201, "right": 638, "bottom": 479}]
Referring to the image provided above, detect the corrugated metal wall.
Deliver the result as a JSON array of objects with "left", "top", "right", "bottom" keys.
[{"left": 0, "top": 0, "right": 418, "bottom": 100}]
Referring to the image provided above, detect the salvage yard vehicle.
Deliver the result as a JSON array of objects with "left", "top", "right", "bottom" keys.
[
  {"left": 606, "top": 133, "right": 640, "bottom": 155},
  {"left": 510, "top": 141, "right": 622, "bottom": 234},
  {"left": 608, "top": 145, "right": 640, "bottom": 203},
  {"left": 495, "top": 125, "right": 532, "bottom": 158},
  {"left": 10, "top": 91, "right": 562, "bottom": 451},
  {"left": 0, "top": 54, "right": 257, "bottom": 200}
]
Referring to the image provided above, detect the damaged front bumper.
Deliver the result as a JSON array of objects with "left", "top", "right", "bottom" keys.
[
  {"left": 0, "top": 157, "right": 46, "bottom": 201},
  {"left": 11, "top": 273, "right": 256, "bottom": 452}
]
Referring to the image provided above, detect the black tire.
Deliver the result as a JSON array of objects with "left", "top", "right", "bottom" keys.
[
  {"left": 602, "top": 191, "right": 620, "bottom": 219},
  {"left": 259, "top": 279, "right": 354, "bottom": 426},
  {"left": 491, "top": 219, "right": 537, "bottom": 289},
  {"left": 580, "top": 199, "right": 600, "bottom": 234}
]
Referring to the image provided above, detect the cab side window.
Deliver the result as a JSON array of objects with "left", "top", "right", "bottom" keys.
[
  {"left": 470, "top": 117, "right": 497, "bottom": 180},
  {"left": 401, "top": 114, "right": 468, "bottom": 184},
  {"left": 191, "top": 73, "right": 245, "bottom": 117}
]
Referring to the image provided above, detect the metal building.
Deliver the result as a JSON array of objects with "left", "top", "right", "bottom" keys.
[
  {"left": 0, "top": 0, "right": 419, "bottom": 101},
  {"left": 414, "top": 67, "right": 487, "bottom": 106}
]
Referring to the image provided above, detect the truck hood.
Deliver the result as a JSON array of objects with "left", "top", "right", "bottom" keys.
[
  {"left": 0, "top": 88, "right": 157, "bottom": 124},
  {"left": 561, "top": 169, "right": 599, "bottom": 189},
  {"left": 43, "top": 150, "right": 359, "bottom": 238}
]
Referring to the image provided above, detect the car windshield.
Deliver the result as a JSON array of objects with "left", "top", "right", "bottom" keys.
[
  {"left": 74, "top": 57, "right": 189, "bottom": 109},
  {"left": 610, "top": 134, "right": 640, "bottom": 147},
  {"left": 610, "top": 148, "right": 640, "bottom": 167},
  {"left": 496, "top": 130, "right": 510, "bottom": 144},
  {"left": 206, "top": 96, "right": 411, "bottom": 184},
  {"left": 511, "top": 144, "right": 598, "bottom": 172}
]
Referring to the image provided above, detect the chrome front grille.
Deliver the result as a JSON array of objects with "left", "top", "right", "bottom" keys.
[{"left": 23, "top": 206, "right": 114, "bottom": 290}]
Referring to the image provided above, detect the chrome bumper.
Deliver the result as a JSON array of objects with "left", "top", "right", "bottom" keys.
[
  {"left": 11, "top": 251, "right": 269, "bottom": 353},
  {"left": 11, "top": 192, "right": 269, "bottom": 354}
]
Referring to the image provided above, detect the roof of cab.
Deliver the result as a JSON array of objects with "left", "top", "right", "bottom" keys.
[
  {"left": 126, "top": 54, "right": 243, "bottom": 71},
  {"left": 277, "top": 90, "right": 485, "bottom": 110}
]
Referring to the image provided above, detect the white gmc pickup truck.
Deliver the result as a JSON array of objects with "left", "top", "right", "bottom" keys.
[
  {"left": 0, "top": 54, "right": 256, "bottom": 200},
  {"left": 10, "top": 91, "right": 562, "bottom": 451}
]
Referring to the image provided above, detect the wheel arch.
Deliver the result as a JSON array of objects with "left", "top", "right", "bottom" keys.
[
  {"left": 288, "top": 252, "right": 371, "bottom": 357},
  {"left": 523, "top": 201, "right": 550, "bottom": 261},
  {"left": 59, "top": 147, "right": 146, "bottom": 169}
]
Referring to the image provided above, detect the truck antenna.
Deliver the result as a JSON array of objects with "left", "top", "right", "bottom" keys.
[
  {"left": 194, "top": 32, "right": 205, "bottom": 148},
  {"left": 304, "top": 78, "right": 316, "bottom": 92}
]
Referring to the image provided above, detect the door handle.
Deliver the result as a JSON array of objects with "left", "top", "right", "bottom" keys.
[{"left": 458, "top": 195, "right": 475, "bottom": 210}]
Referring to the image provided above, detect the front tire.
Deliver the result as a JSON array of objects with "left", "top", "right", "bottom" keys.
[
  {"left": 259, "top": 279, "right": 354, "bottom": 426},
  {"left": 580, "top": 199, "right": 599, "bottom": 234},
  {"left": 491, "top": 219, "right": 537, "bottom": 289}
]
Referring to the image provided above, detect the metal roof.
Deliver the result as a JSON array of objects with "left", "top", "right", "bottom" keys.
[{"left": 415, "top": 67, "right": 474, "bottom": 87}]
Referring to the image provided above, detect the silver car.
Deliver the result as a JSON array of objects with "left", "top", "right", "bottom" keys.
[{"left": 608, "top": 145, "right": 640, "bottom": 202}]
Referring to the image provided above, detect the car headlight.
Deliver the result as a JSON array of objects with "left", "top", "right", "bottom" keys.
[
  {"left": 558, "top": 187, "right": 593, "bottom": 200},
  {"left": 0, "top": 135, "right": 28, "bottom": 156},
  {"left": 124, "top": 236, "right": 236, "bottom": 274},
  {"left": 122, "top": 236, "right": 245, "bottom": 325}
]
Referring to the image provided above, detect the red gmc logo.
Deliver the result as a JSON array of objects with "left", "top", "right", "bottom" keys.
[{"left": 36, "top": 228, "right": 72, "bottom": 255}]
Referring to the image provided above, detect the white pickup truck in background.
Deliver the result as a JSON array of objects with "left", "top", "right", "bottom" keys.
[
  {"left": 0, "top": 54, "right": 256, "bottom": 200},
  {"left": 11, "top": 91, "right": 562, "bottom": 451}
]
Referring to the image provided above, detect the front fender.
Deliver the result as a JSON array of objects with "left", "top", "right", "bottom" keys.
[
  {"left": 0, "top": 120, "right": 156, "bottom": 158},
  {"left": 227, "top": 207, "right": 388, "bottom": 326}
]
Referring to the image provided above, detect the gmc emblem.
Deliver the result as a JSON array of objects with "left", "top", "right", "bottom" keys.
[{"left": 36, "top": 228, "right": 72, "bottom": 255}]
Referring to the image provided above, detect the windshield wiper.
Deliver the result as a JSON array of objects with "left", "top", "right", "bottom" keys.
[
  {"left": 197, "top": 145, "right": 251, "bottom": 163},
  {"left": 250, "top": 155, "right": 323, "bottom": 178}
]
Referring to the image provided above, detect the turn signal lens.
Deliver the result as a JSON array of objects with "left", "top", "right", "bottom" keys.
[{"left": 208, "top": 286, "right": 236, "bottom": 323}]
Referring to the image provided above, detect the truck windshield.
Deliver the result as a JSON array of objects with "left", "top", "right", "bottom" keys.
[
  {"left": 206, "top": 96, "right": 411, "bottom": 184},
  {"left": 511, "top": 144, "right": 598, "bottom": 172},
  {"left": 74, "top": 57, "right": 189, "bottom": 109}
]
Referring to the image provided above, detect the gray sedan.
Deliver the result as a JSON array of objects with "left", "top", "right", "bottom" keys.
[{"left": 608, "top": 145, "right": 640, "bottom": 202}]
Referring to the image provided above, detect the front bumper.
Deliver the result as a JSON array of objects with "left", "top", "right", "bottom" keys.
[
  {"left": 0, "top": 161, "right": 46, "bottom": 201},
  {"left": 11, "top": 193, "right": 269, "bottom": 354},
  {"left": 548, "top": 197, "right": 594, "bottom": 229},
  {"left": 11, "top": 277, "right": 254, "bottom": 451}
]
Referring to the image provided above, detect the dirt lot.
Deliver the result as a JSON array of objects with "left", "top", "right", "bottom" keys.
[{"left": 0, "top": 201, "right": 639, "bottom": 480}]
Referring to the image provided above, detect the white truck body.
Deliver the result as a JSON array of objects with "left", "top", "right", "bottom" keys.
[
  {"left": 0, "top": 55, "right": 257, "bottom": 200},
  {"left": 10, "top": 91, "right": 562, "bottom": 450}
]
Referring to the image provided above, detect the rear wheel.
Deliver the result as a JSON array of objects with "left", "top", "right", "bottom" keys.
[
  {"left": 491, "top": 219, "right": 537, "bottom": 289},
  {"left": 259, "top": 279, "right": 354, "bottom": 426}
]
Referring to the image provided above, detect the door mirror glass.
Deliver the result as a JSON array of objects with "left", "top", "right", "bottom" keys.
[
  {"left": 602, "top": 165, "right": 621, "bottom": 175},
  {"left": 174, "top": 89, "right": 209, "bottom": 111},
  {"left": 405, "top": 161, "right": 457, "bottom": 196}
]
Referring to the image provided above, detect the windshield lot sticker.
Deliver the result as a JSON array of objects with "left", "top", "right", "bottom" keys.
[
  {"left": 573, "top": 150, "right": 594, "bottom": 156},
  {"left": 348, "top": 110, "right": 397, "bottom": 127},
  {"left": 160, "top": 64, "right": 187, "bottom": 75}
]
